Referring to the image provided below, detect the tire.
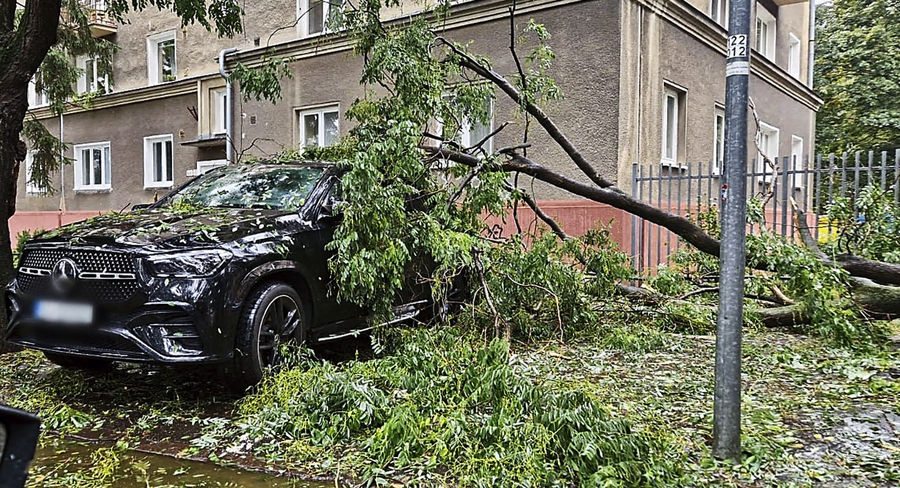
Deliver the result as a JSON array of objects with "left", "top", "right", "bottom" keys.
[
  {"left": 43, "top": 351, "right": 114, "bottom": 372},
  {"left": 231, "top": 282, "right": 306, "bottom": 392}
]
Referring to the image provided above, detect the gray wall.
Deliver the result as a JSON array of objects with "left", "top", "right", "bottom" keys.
[
  {"left": 237, "top": 0, "right": 623, "bottom": 201},
  {"left": 19, "top": 93, "right": 202, "bottom": 212}
]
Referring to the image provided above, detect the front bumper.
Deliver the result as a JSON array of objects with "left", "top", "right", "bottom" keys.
[{"left": 4, "top": 272, "right": 237, "bottom": 364}]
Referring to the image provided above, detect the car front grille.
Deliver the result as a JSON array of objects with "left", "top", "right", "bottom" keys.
[
  {"left": 20, "top": 248, "right": 136, "bottom": 274},
  {"left": 17, "top": 248, "right": 140, "bottom": 304}
]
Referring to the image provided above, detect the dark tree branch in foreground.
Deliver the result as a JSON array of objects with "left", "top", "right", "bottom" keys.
[{"left": 435, "top": 36, "right": 621, "bottom": 193}]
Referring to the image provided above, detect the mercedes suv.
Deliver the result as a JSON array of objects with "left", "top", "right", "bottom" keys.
[{"left": 4, "top": 161, "right": 440, "bottom": 389}]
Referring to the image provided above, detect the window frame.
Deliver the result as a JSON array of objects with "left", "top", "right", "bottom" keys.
[
  {"left": 756, "top": 122, "right": 780, "bottom": 177},
  {"left": 788, "top": 33, "right": 801, "bottom": 79},
  {"left": 27, "top": 74, "right": 49, "bottom": 108},
  {"left": 661, "top": 85, "right": 685, "bottom": 167},
  {"left": 297, "top": 0, "right": 342, "bottom": 38},
  {"left": 143, "top": 134, "right": 175, "bottom": 189},
  {"left": 77, "top": 55, "right": 110, "bottom": 94},
  {"left": 710, "top": 0, "right": 728, "bottom": 26},
  {"left": 297, "top": 105, "right": 341, "bottom": 149},
  {"left": 73, "top": 141, "right": 112, "bottom": 192},
  {"left": 755, "top": 5, "right": 776, "bottom": 61},
  {"left": 210, "top": 87, "right": 227, "bottom": 135},
  {"left": 713, "top": 106, "right": 725, "bottom": 175},
  {"left": 24, "top": 150, "right": 48, "bottom": 196},
  {"left": 790, "top": 135, "right": 804, "bottom": 188},
  {"left": 147, "top": 31, "right": 177, "bottom": 85}
]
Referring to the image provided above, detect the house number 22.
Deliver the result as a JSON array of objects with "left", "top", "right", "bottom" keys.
[{"left": 727, "top": 35, "right": 748, "bottom": 58}]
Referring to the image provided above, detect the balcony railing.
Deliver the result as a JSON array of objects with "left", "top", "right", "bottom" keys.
[{"left": 80, "top": 0, "right": 117, "bottom": 37}]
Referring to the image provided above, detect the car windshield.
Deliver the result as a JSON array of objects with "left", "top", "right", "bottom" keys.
[{"left": 168, "top": 165, "right": 325, "bottom": 211}]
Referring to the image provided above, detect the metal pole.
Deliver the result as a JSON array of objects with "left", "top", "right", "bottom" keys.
[{"left": 714, "top": 0, "right": 751, "bottom": 462}]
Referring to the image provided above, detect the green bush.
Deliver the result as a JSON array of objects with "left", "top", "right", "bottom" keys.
[{"left": 227, "top": 329, "right": 680, "bottom": 487}]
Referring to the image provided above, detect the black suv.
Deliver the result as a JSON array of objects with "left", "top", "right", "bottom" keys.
[{"left": 4, "top": 162, "right": 437, "bottom": 388}]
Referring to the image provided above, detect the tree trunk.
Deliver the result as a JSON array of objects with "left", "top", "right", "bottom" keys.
[{"left": 0, "top": 0, "right": 62, "bottom": 354}]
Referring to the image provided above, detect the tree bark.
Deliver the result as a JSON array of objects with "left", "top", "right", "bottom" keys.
[{"left": 0, "top": 0, "right": 61, "bottom": 354}]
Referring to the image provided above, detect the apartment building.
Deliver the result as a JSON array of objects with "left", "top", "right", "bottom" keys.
[{"left": 14, "top": 0, "right": 820, "bottom": 240}]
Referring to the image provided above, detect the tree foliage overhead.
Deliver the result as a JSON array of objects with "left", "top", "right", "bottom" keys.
[{"left": 815, "top": 0, "right": 900, "bottom": 153}]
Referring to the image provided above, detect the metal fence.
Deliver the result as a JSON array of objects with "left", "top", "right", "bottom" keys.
[{"left": 630, "top": 150, "right": 900, "bottom": 273}]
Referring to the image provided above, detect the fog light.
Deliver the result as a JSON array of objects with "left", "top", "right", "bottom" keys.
[{"left": 137, "top": 324, "right": 204, "bottom": 356}]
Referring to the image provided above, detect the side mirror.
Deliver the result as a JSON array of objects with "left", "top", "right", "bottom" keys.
[
  {"left": 0, "top": 405, "right": 40, "bottom": 488},
  {"left": 132, "top": 203, "right": 152, "bottom": 211}
]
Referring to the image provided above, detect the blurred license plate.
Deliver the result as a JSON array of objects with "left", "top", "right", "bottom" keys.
[{"left": 34, "top": 300, "right": 93, "bottom": 325}]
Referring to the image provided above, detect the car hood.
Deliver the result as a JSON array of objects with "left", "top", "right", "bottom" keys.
[{"left": 28, "top": 208, "right": 307, "bottom": 249}]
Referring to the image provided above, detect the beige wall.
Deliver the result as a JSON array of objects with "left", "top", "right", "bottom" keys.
[{"left": 19, "top": 93, "right": 204, "bottom": 212}]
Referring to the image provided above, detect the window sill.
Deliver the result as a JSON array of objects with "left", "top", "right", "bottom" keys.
[
  {"left": 660, "top": 161, "right": 688, "bottom": 171},
  {"left": 144, "top": 184, "right": 174, "bottom": 191},
  {"left": 74, "top": 187, "right": 111, "bottom": 194}
]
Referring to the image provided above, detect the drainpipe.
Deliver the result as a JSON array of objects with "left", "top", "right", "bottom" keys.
[
  {"left": 807, "top": 0, "right": 816, "bottom": 88},
  {"left": 58, "top": 113, "right": 66, "bottom": 217},
  {"left": 218, "top": 47, "right": 238, "bottom": 165}
]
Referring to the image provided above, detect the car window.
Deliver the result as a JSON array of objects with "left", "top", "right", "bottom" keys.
[{"left": 169, "top": 166, "right": 325, "bottom": 211}]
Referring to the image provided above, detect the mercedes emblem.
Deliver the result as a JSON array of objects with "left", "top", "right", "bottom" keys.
[{"left": 51, "top": 258, "right": 79, "bottom": 293}]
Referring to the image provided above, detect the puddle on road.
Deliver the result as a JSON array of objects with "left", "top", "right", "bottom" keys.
[{"left": 29, "top": 439, "right": 334, "bottom": 487}]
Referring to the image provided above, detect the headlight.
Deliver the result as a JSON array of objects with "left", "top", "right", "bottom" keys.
[{"left": 144, "top": 249, "right": 232, "bottom": 278}]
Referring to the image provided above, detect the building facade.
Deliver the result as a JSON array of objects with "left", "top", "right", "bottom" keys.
[{"left": 13, "top": 0, "right": 820, "bottom": 243}]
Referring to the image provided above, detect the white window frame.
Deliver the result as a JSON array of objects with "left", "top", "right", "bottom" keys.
[
  {"left": 77, "top": 55, "right": 110, "bottom": 94},
  {"left": 755, "top": 5, "right": 776, "bottom": 61},
  {"left": 661, "top": 86, "right": 683, "bottom": 166},
  {"left": 444, "top": 98, "right": 494, "bottom": 153},
  {"left": 791, "top": 135, "right": 804, "bottom": 188},
  {"left": 197, "top": 159, "right": 227, "bottom": 174},
  {"left": 710, "top": 0, "right": 728, "bottom": 26},
  {"left": 73, "top": 142, "right": 112, "bottom": 191},
  {"left": 788, "top": 33, "right": 801, "bottom": 79},
  {"left": 24, "top": 150, "right": 47, "bottom": 195},
  {"left": 143, "top": 134, "right": 175, "bottom": 189},
  {"left": 297, "top": 0, "right": 341, "bottom": 38},
  {"left": 756, "top": 122, "right": 779, "bottom": 177},
  {"left": 210, "top": 87, "right": 227, "bottom": 135},
  {"left": 713, "top": 106, "right": 725, "bottom": 175},
  {"left": 298, "top": 105, "right": 341, "bottom": 149},
  {"left": 27, "top": 75, "right": 49, "bottom": 108},
  {"left": 147, "top": 31, "right": 177, "bottom": 85}
]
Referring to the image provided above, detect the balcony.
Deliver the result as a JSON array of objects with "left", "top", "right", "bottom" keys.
[{"left": 81, "top": 0, "right": 117, "bottom": 37}]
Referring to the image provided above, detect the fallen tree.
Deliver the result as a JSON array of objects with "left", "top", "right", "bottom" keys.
[{"left": 297, "top": 0, "right": 898, "bottom": 347}]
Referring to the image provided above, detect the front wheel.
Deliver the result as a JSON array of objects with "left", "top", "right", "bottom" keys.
[{"left": 231, "top": 282, "right": 306, "bottom": 392}]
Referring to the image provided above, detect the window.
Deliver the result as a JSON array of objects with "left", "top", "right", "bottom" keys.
[
  {"left": 210, "top": 87, "right": 227, "bottom": 135},
  {"left": 24, "top": 150, "right": 48, "bottom": 195},
  {"left": 144, "top": 135, "right": 174, "bottom": 188},
  {"left": 27, "top": 74, "right": 48, "bottom": 108},
  {"left": 147, "top": 31, "right": 176, "bottom": 84},
  {"left": 710, "top": 0, "right": 728, "bottom": 26},
  {"left": 661, "top": 86, "right": 684, "bottom": 166},
  {"left": 298, "top": 106, "right": 340, "bottom": 149},
  {"left": 755, "top": 5, "right": 776, "bottom": 61},
  {"left": 74, "top": 142, "right": 111, "bottom": 191},
  {"left": 297, "top": 0, "right": 342, "bottom": 37},
  {"left": 756, "top": 122, "right": 779, "bottom": 176},
  {"left": 713, "top": 107, "right": 725, "bottom": 175},
  {"left": 197, "top": 159, "right": 227, "bottom": 174},
  {"left": 788, "top": 34, "right": 801, "bottom": 79},
  {"left": 443, "top": 97, "right": 494, "bottom": 153},
  {"left": 77, "top": 55, "right": 110, "bottom": 94},
  {"left": 791, "top": 135, "right": 804, "bottom": 188}
]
